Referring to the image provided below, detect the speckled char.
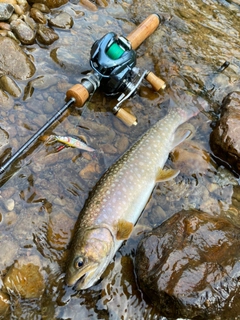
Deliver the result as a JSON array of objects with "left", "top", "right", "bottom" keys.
[{"left": 66, "top": 103, "right": 200, "bottom": 289}]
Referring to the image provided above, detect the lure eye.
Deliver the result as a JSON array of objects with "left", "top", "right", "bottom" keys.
[{"left": 75, "top": 256, "right": 84, "bottom": 269}]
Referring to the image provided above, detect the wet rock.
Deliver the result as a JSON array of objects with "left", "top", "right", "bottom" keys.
[
  {"left": 0, "top": 37, "right": 35, "bottom": 80},
  {"left": 0, "top": 291, "right": 10, "bottom": 317},
  {"left": 0, "top": 3, "right": 14, "bottom": 21},
  {"left": 210, "top": 91, "right": 240, "bottom": 174},
  {"left": 29, "top": 0, "right": 68, "bottom": 9},
  {"left": 0, "top": 75, "right": 21, "bottom": 97},
  {"left": 47, "top": 212, "right": 75, "bottom": 250},
  {"left": 10, "top": 18, "right": 36, "bottom": 45},
  {"left": 136, "top": 210, "right": 240, "bottom": 319},
  {"left": 30, "top": 7, "right": 47, "bottom": 24},
  {"left": 79, "top": 161, "right": 100, "bottom": 180},
  {"left": 48, "top": 12, "right": 73, "bottom": 29},
  {"left": 32, "top": 3, "right": 50, "bottom": 13},
  {"left": 36, "top": 24, "right": 59, "bottom": 45},
  {"left": 3, "top": 255, "right": 45, "bottom": 299}
]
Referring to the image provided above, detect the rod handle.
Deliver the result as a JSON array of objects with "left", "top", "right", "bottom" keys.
[
  {"left": 126, "top": 14, "right": 160, "bottom": 50},
  {"left": 66, "top": 84, "right": 89, "bottom": 107},
  {"left": 115, "top": 108, "right": 137, "bottom": 126},
  {"left": 145, "top": 71, "right": 166, "bottom": 91}
]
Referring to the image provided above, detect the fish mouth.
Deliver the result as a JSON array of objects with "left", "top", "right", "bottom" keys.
[{"left": 67, "top": 263, "right": 99, "bottom": 290}]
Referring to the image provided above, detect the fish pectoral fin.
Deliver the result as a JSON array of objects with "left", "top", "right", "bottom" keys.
[
  {"left": 116, "top": 219, "right": 134, "bottom": 240},
  {"left": 156, "top": 168, "right": 180, "bottom": 182},
  {"left": 172, "top": 128, "right": 192, "bottom": 149}
]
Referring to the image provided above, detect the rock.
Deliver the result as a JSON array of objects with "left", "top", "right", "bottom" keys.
[
  {"left": 0, "top": 127, "right": 9, "bottom": 147},
  {"left": 0, "top": 236, "right": 19, "bottom": 271},
  {"left": 3, "top": 198, "right": 14, "bottom": 211},
  {"left": 0, "top": 37, "right": 35, "bottom": 80},
  {"left": 0, "top": 89, "right": 14, "bottom": 110},
  {"left": 0, "top": 21, "right": 10, "bottom": 30},
  {"left": 0, "top": 291, "right": 10, "bottom": 317},
  {"left": 0, "top": 3, "right": 14, "bottom": 21},
  {"left": 135, "top": 210, "right": 240, "bottom": 319},
  {"left": 36, "top": 24, "right": 59, "bottom": 45},
  {"left": 48, "top": 12, "right": 73, "bottom": 29},
  {"left": 28, "top": 0, "right": 68, "bottom": 9},
  {"left": 0, "top": 75, "right": 21, "bottom": 97},
  {"left": 32, "top": 3, "right": 50, "bottom": 13},
  {"left": 210, "top": 91, "right": 240, "bottom": 174},
  {"left": 10, "top": 18, "right": 36, "bottom": 45},
  {"left": 3, "top": 255, "right": 45, "bottom": 299},
  {"left": 30, "top": 7, "right": 47, "bottom": 24},
  {"left": 47, "top": 212, "right": 75, "bottom": 250}
]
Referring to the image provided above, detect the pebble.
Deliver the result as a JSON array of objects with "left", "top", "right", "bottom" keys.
[
  {"left": 10, "top": 18, "right": 36, "bottom": 45},
  {"left": 3, "top": 198, "right": 14, "bottom": 211},
  {"left": 3, "top": 255, "right": 45, "bottom": 299},
  {"left": 79, "top": 161, "right": 100, "bottom": 180},
  {"left": 36, "top": 24, "right": 59, "bottom": 45},
  {"left": 0, "top": 3, "right": 14, "bottom": 21},
  {"left": 30, "top": 7, "right": 47, "bottom": 24},
  {"left": 32, "top": 3, "right": 50, "bottom": 13}
]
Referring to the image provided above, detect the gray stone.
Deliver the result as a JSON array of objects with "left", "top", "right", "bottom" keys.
[
  {"left": 48, "top": 12, "right": 73, "bottom": 29},
  {"left": 0, "top": 3, "right": 14, "bottom": 21},
  {"left": 10, "top": 19, "right": 36, "bottom": 45}
]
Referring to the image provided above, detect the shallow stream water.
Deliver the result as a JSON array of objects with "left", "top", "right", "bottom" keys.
[{"left": 0, "top": 0, "right": 240, "bottom": 319}]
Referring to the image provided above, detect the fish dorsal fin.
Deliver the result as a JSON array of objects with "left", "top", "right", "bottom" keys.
[
  {"left": 172, "top": 128, "right": 192, "bottom": 149},
  {"left": 156, "top": 168, "right": 180, "bottom": 182},
  {"left": 116, "top": 219, "right": 134, "bottom": 240}
]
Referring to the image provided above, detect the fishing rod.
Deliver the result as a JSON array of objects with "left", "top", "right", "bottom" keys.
[{"left": 0, "top": 14, "right": 165, "bottom": 175}]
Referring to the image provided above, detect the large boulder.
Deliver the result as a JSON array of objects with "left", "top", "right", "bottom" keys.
[
  {"left": 135, "top": 210, "right": 240, "bottom": 319},
  {"left": 210, "top": 92, "right": 240, "bottom": 174}
]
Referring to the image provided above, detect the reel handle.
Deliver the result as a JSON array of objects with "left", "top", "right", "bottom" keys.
[
  {"left": 126, "top": 14, "right": 160, "bottom": 50},
  {"left": 66, "top": 84, "right": 89, "bottom": 107}
]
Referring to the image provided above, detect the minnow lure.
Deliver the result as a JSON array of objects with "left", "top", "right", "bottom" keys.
[{"left": 47, "top": 135, "right": 95, "bottom": 152}]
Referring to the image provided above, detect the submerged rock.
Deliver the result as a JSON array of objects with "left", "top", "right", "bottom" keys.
[
  {"left": 48, "top": 12, "right": 73, "bottom": 29},
  {"left": 135, "top": 210, "right": 240, "bottom": 319},
  {"left": 3, "top": 255, "right": 45, "bottom": 299},
  {"left": 0, "top": 37, "right": 35, "bottom": 80},
  {"left": 210, "top": 91, "right": 240, "bottom": 174},
  {"left": 0, "top": 291, "right": 10, "bottom": 317}
]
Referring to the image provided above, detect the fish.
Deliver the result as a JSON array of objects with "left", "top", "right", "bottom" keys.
[
  {"left": 65, "top": 96, "right": 206, "bottom": 290},
  {"left": 46, "top": 135, "right": 95, "bottom": 152}
]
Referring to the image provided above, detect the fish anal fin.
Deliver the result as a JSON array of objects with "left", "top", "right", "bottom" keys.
[
  {"left": 156, "top": 168, "right": 180, "bottom": 182},
  {"left": 116, "top": 219, "right": 134, "bottom": 240}
]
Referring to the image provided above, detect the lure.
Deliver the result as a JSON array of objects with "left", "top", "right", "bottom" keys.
[{"left": 47, "top": 135, "right": 95, "bottom": 152}]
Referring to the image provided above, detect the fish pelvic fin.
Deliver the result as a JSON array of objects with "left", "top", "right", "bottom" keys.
[
  {"left": 172, "top": 127, "right": 192, "bottom": 149},
  {"left": 156, "top": 168, "right": 180, "bottom": 182},
  {"left": 116, "top": 219, "right": 134, "bottom": 240}
]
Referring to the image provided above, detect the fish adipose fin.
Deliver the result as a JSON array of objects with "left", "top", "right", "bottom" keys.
[
  {"left": 156, "top": 168, "right": 180, "bottom": 182},
  {"left": 116, "top": 219, "right": 134, "bottom": 240}
]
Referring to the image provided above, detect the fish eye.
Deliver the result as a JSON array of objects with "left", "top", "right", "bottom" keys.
[{"left": 75, "top": 256, "right": 84, "bottom": 269}]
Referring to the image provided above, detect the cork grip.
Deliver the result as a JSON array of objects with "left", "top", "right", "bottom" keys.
[
  {"left": 66, "top": 84, "right": 89, "bottom": 107},
  {"left": 115, "top": 108, "right": 137, "bottom": 126},
  {"left": 145, "top": 71, "right": 166, "bottom": 91},
  {"left": 126, "top": 14, "right": 160, "bottom": 50}
]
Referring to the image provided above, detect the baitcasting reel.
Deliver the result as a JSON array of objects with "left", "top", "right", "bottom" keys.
[{"left": 66, "top": 14, "right": 166, "bottom": 126}]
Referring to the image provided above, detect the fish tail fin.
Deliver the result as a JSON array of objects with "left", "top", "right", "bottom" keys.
[{"left": 170, "top": 90, "right": 209, "bottom": 121}]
